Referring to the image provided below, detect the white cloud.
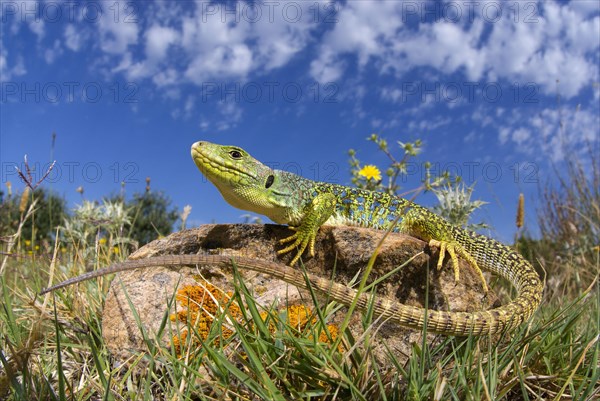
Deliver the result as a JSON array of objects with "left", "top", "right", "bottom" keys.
[
  {"left": 111, "top": 51, "right": 134, "bottom": 74},
  {"left": 310, "top": 1, "right": 599, "bottom": 99},
  {"left": 220, "top": 100, "right": 243, "bottom": 125},
  {"left": 96, "top": 1, "right": 321, "bottom": 87},
  {"left": 213, "top": 101, "right": 244, "bottom": 131},
  {"left": 463, "top": 130, "right": 479, "bottom": 143},
  {"left": 480, "top": 1, "right": 599, "bottom": 97},
  {"left": 498, "top": 126, "right": 510, "bottom": 145},
  {"left": 145, "top": 25, "right": 179, "bottom": 61},
  {"left": 170, "top": 94, "right": 196, "bottom": 120},
  {"left": 194, "top": 99, "right": 244, "bottom": 131},
  {"left": 153, "top": 68, "right": 180, "bottom": 87},
  {"left": 471, "top": 107, "right": 495, "bottom": 128},
  {"left": 389, "top": 19, "right": 486, "bottom": 80},
  {"left": 0, "top": 41, "right": 26, "bottom": 80},
  {"left": 569, "top": 1, "right": 600, "bottom": 18},
  {"left": 250, "top": 3, "right": 317, "bottom": 71},
  {"left": 511, "top": 128, "right": 531, "bottom": 146},
  {"left": 493, "top": 104, "right": 599, "bottom": 161},
  {"left": 107, "top": 24, "right": 178, "bottom": 82},
  {"left": 185, "top": 44, "right": 253, "bottom": 83},
  {"left": 407, "top": 116, "right": 452, "bottom": 133},
  {"left": 64, "top": 24, "right": 83, "bottom": 51},
  {"left": 310, "top": 49, "right": 344, "bottom": 83},
  {"left": 9, "top": 0, "right": 595, "bottom": 137},
  {"left": 179, "top": 2, "right": 319, "bottom": 83},
  {"left": 44, "top": 39, "right": 63, "bottom": 64},
  {"left": 98, "top": 4, "right": 139, "bottom": 54},
  {"left": 380, "top": 87, "right": 402, "bottom": 102},
  {"left": 178, "top": 12, "right": 256, "bottom": 83},
  {"left": 310, "top": 1, "right": 404, "bottom": 81},
  {"left": 28, "top": 19, "right": 45, "bottom": 40},
  {"left": 184, "top": 95, "right": 195, "bottom": 114},
  {"left": 0, "top": 46, "right": 8, "bottom": 80},
  {"left": 122, "top": 60, "right": 152, "bottom": 80}
]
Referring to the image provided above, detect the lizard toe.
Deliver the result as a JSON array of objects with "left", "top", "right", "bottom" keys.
[{"left": 279, "top": 233, "right": 299, "bottom": 245}]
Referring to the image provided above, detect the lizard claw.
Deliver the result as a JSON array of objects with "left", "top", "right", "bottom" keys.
[
  {"left": 429, "top": 239, "right": 488, "bottom": 293},
  {"left": 277, "top": 228, "right": 316, "bottom": 265}
]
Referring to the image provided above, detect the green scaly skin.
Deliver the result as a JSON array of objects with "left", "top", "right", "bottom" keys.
[
  {"left": 190, "top": 141, "right": 543, "bottom": 335},
  {"left": 39, "top": 141, "right": 544, "bottom": 336}
]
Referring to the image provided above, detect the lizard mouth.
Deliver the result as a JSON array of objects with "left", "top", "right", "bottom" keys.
[{"left": 191, "top": 141, "right": 258, "bottom": 183}]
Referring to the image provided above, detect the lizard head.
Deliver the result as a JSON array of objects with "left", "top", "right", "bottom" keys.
[{"left": 191, "top": 141, "right": 283, "bottom": 216}]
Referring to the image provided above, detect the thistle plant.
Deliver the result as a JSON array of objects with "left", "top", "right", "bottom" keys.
[
  {"left": 61, "top": 199, "right": 135, "bottom": 260},
  {"left": 431, "top": 183, "right": 489, "bottom": 230},
  {"left": 348, "top": 134, "right": 485, "bottom": 228},
  {"left": 349, "top": 133, "right": 458, "bottom": 197}
]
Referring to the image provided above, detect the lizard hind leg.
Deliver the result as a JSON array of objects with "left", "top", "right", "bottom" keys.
[
  {"left": 400, "top": 208, "right": 489, "bottom": 293},
  {"left": 429, "top": 239, "right": 488, "bottom": 293}
]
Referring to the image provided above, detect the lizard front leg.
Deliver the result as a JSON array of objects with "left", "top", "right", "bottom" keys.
[{"left": 277, "top": 192, "right": 337, "bottom": 265}]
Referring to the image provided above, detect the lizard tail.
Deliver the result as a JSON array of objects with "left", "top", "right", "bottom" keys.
[{"left": 40, "top": 247, "right": 542, "bottom": 336}]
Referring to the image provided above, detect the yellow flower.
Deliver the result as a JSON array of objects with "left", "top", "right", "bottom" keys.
[
  {"left": 99, "top": 238, "right": 107, "bottom": 245},
  {"left": 113, "top": 246, "right": 120, "bottom": 254},
  {"left": 24, "top": 240, "right": 31, "bottom": 247},
  {"left": 34, "top": 245, "right": 39, "bottom": 250},
  {"left": 358, "top": 165, "right": 381, "bottom": 181}
]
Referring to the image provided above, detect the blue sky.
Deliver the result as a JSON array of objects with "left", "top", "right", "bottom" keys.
[{"left": 1, "top": 0, "right": 599, "bottom": 242}]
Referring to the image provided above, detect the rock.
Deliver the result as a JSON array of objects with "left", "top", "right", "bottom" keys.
[{"left": 101, "top": 224, "right": 499, "bottom": 366}]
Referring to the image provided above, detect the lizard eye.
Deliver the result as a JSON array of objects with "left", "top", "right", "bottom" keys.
[
  {"left": 229, "top": 150, "right": 242, "bottom": 159},
  {"left": 265, "top": 175, "right": 274, "bottom": 188}
]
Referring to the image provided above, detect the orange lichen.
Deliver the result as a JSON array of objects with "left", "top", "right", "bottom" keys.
[
  {"left": 259, "top": 304, "right": 341, "bottom": 350},
  {"left": 170, "top": 282, "right": 342, "bottom": 357},
  {"left": 287, "top": 304, "right": 312, "bottom": 329},
  {"left": 170, "top": 282, "right": 241, "bottom": 356}
]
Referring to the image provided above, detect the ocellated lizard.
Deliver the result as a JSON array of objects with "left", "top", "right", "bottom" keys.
[{"left": 40, "top": 141, "right": 544, "bottom": 336}]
